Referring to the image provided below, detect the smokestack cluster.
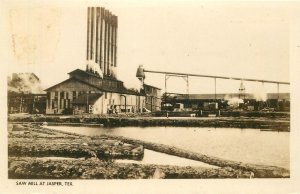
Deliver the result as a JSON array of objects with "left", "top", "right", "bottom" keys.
[{"left": 86, "top": 7, "right": 118, "bottom": 78}]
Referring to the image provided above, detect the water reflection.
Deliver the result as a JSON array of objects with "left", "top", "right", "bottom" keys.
[{"left": 116, "top": 149, "right": 218, "bottom": 168}]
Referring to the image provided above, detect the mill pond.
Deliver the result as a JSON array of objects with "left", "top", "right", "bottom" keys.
[
  {"left": 45, "top": 125, "right": 289, "bottom": 169},
  {"left": 8, "top": 121, "right": 290, "bottom": 179}
]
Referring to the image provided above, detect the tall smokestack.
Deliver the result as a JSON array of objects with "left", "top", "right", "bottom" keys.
[
  {"left": 86, "top": 7, "right": 118, "bottom": 78},
  {"left": 86, "top": 7, "right": 90, "bottom": 61}
]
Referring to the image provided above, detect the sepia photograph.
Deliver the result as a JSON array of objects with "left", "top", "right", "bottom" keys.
[{"left": 1, "top": 0, "right": 300, "bottom": 193}]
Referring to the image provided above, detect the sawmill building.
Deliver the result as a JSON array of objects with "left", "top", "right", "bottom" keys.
[{"left": 45, "top": 69, "right": 145, "bottom": 114}]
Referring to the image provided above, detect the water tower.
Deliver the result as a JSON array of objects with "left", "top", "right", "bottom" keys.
[{"left": 136, "top": 65, "right": 146, "bottom": 90}]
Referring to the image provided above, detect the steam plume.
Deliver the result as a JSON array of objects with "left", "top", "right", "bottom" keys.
[
  {"left": 86, "top": 60, "right": 103, "bottom": 78},
  {"left": 252, "top": 84, "right": 267, "bottom": 101},
  {"left": 224, "top": 95, "right": 244, "bottom": 108},
  {"left": 8, "top": 73, "right": 43, "bottom": 94},
  {"left": 123, "top": 78, "right": 143, "bottom": 92}
]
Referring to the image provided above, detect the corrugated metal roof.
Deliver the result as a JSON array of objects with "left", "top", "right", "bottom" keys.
[
  {"left": 69, "top": 69, "right": 140, "bottom": 95},
  {"left": 174, "top": 93, "right": 290, "bottom": 100},
  {"left": 144, "top": 83, "right": 161, "bottom": 90},
  {"left": 45, "top": 69, "right": 141, "bottom": 96},
  {"left": 44, "top": 77, "right": 101, "bottom": 92},
  {"left": 68, "top": 69, "right": 123, "bottom": 82},
  {"left": 266, "top": 93, "right": 290, "bottom": 99},
  {"left": 175, "top": 93, "right": 247, "bottom": 100}
]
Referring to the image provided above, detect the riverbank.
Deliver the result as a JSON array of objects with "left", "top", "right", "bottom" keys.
[
  {"left": 8, "top": 114, "right": 290, "bottom": 131},
  {"left": 8, "top": 123, "right": 289, "bottom": 178}
]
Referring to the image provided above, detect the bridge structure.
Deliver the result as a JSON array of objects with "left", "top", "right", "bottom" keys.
[{"left": 136, "top": 65, "right": 290, "bottom": 109}]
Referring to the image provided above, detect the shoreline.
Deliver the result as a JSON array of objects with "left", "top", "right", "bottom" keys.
[{"left": 8, "top": 114, "right": 290, "bottom": 131}]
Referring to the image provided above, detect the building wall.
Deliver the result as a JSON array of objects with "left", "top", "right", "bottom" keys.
[
  {"left": 46, "top": 79, "right": 99, "bottom": 114},
  {"left": 46, "top": 79, "right": 145, "bottom": 115},
  {"left": 144, "top": 85, "right": 161, "bottom": 111},
  {"left": 92, "top": 92, "right": 145, "bottom": 114},
  {"left": 8, "top": 94, "right": 46, "bottom": 114}
]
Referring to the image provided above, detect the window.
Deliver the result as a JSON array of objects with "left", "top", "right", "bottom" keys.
[
  {"left": 72, "top": 91, "right": 77, "bottom": 100},
  {"left": 47, "top": 92, "right": 51, "bottom": 108},
  {"left": 55, "top": 92, "right": 58, "bottom": 98},
  {"left": 66, "top": 92, "right": 69, "bottom": 99},
  {"left": 52, "top": 99, "right": 57, "bottom": 109},
  {"left": 60, "top": 91, "right": 64, "bottom": 99}
]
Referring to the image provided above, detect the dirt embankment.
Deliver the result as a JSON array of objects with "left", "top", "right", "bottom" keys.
[
  {"left": 8, "top": 123, "right": 289, "bottom": 179},
  {"left": 8, "top": 157, "right": 254, "bottom": 179}
]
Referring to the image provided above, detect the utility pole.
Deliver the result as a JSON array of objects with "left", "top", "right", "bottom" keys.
[
  {"left": 214, "top": 78, "right": 217, "bottom": 104},
  {"left": 86, "top": 92, "right": 89, "bottom": 113},
  {"left": 277, "top": 83, "right": 280, "bottom": 111},
  {"left": 165, "top": 74, "right": 167, "bottom": 105}
]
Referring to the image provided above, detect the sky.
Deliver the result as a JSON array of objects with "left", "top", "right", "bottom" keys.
[{"left": 1, "top": 0, "right": 292, "bottom": 94}]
